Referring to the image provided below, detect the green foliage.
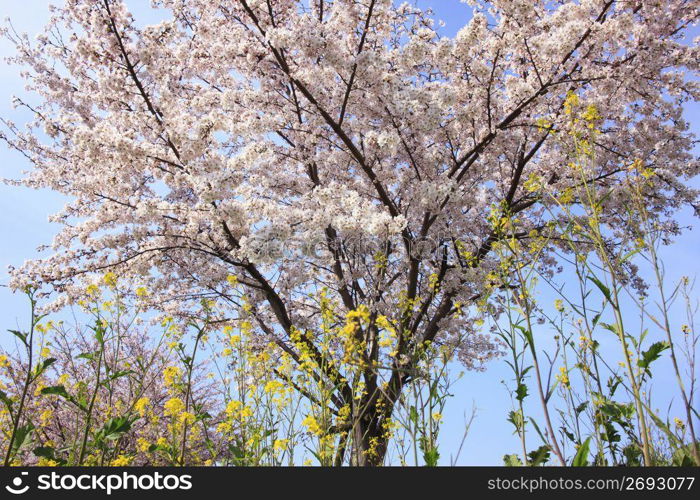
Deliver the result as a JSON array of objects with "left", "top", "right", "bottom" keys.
[
  {"left": 572, "top": 437, "right": 592, "bottom": 466},
  {"left": 503, "top": 454, "right": 523, "bottom": 466},
  {"left": 637, "top": 342, "right": 670, "bottom": 378},
  {"left": 527, "top": 446, "right": 551, "bottom": 467}
]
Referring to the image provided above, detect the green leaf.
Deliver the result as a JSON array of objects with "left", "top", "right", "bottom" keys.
[
  {"left": 92, "top": 324, "right": 105, "bottom": 345},
  {"left": 622, "top": 444, "right": 642, "bottom": 466},
  {"left": 599, "top": 322, "right": 621, "bottom": 336},
  {"left": 33, "top": 446, "right": 55, "bottom": 459},
  {"left": 638, "top": 341, "right": 670, "bottom": 377},
  {"left": 600, "top": 421, "right": 621, "bottom": 444},
  {"left": 515, "top": 383, "right": 529, "bottom": 402},
  {"left": 515, "top": 325, "right": 534, "bottom": 347},
  {"left": 562, "top": 428, "right": 576, "bottom": 444},
  {"left": 527, "top": 445, "right": 551, "bottom": 466},
  {"left": 409, "top": 406, "right": 419, "bottom": 427},
  {"left": 228, "top": 443, "right": 246, "bottom": 461},
  {"left": 11, "top": 423, "right": 35, "bottom": 454},
  {"left": 148, "top": 442, "right": 170, "bottom": 454},
  {"left": 507, "top": 410, "right": 525, "bottom": 433},
  {"left": 100, "top": 370, "right": 135, "bottom": 386},
  {"left": 40, "top": 385, "right": 86, "bottom": 411},
  {"left": 672, "top": 444, "right": 699, "bottom": 466},
  {"left": 41, "top": 385, "right": 70, "bottom": 398},
  {"left": 503, "top": 454, "right": 523, "bottom": 466},
  {"left": 639, "top": 328, "right": 649, "bottom": 345},
  {"left": 620, "top": 248, "right": 641, "bottom": 264},
  {"left": 196, "top": 412, "right": 212, "bottom": 422},
  {"left": 423, "top": 446, "right": 440, "bottom": 467},
  {"left": 575, "top": 401, "right": 589, "bottom": 415},
  {"left": 0, "top": 389, "right": 14, "bottom": 411},
  {"left": 572, "top": 437, "right": 592, "bottom": 466},
  {"left": 33, "top": 358, "right": 57, "bottom": 379},
  {"left": 33, "top": 445, "right": 66, "bottom": 465},
  {"left": 8, "top": 329, "right": 28, "bottom": 346},
  {"left": 588, "top": 276, "right": 612, "bottom": 303},
  {"left": 606, "top": 376, "right": 622, "bottom": 396},
  {"left": 100, "top": 416, "right": 135, "bottom": 441}
]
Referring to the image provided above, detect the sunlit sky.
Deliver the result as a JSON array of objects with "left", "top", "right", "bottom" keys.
[{"left": 0, "top": 1, "right": 698, "bottom": 465}]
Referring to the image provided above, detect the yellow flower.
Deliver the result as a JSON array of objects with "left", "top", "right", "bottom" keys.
[
  {"left": 535, "top": 117, "right": 551, "bottom": 132},
  {"left": 264, "top": 380, "right": 284, "bottom": 394},
  {"left": 179, "top": 412, "right": 196, "bottom": 425},
  {"left": 556, "top": 366, "right": 570, "bottom": 387},
  {"left": 137, "top": 438, "right": 151, "bottom": 453},
  {"left": 0, "top": 355, "right": 9, "bottom": 368},
  {"left": 302, "top": 415, "right": 322, "bottom": 435},
  {"left": 240, "top": 320, "right": 253, "bottom": 336},
  {"left": 558, "top": 188, "right": 574, "bottom": 205},
  {"left": 163, "top": 366, "right": 181, "bottom": 386},
  {"left": 37, "top": 458, "right": 59, "bottom": 466},
  {"left": 564, "top": 91, "right": 580, "bottom": 115},
  {"left": 103, "top": 272, "right": 118, "bottom": 289},
  {"left": 428, "top": 273, "right": 440, "bottom": 292},
  {"left": 216, "top": 421, "right": 232, "bottom": 434},
  {"left": 378, "top": 336, "right": 394, "bottom": 348},
  {"left": 40, "top": 409, "right": 54, "bottom": 426},
  {"left": 156, "top": 437, "right": 168, "bottom": 447},
  {"left": 225, "top": 400, "right": 242, "bottom": 417},
  {"left": 582, "top": 104, "right": 601, "bottom": 124},
  {"left": 40, "top": 347, "right": 51, "bottom": 359},
  {"left": 135, "top": 286, "right": 148, "bottom": 297},
  {"left": 226, "top": 275, "right": 239, "bottom": 286},
  {"left": 554, "top": 299, "right": 564, "bottom": 313},
  {"left": 336, "top": 405, "right": 352, "bottom": 424},
  {"left": 164, "top": 397, "right": 185, "bottom": 417},
  {"left": 110, "top": 455, "right": 132, "bottom": 466},
  {"left": 273, "top": 439, "right": 289, "bottom": 452},
  {"left": 346, "top": 305, "right": 370, "bottom": 324},
  {"left": 134, "top": 397, "right": 150, "bottom": 417},
  {"left": 431, "top": 412, "right": 443, "bottom": 422}
]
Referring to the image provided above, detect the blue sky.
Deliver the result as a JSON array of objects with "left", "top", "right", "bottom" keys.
[{"left": 0, "top": 1, "right": 698, "bottom": 465}]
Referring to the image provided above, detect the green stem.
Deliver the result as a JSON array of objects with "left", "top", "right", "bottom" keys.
[
  {"left": 78, "top": 345, "right": 103, "bottom": 465},
  {"left": 3, "top": 293, "right": 37, "bottom": 467}
]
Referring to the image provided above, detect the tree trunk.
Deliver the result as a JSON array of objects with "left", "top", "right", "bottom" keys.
[{"left": 350, "top": 415, "right": 390, "bottom": 466}]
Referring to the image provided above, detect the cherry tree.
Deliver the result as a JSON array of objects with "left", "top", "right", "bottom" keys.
[{"left": 2, "top": 0, "right": 699, "bottom": 465}]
